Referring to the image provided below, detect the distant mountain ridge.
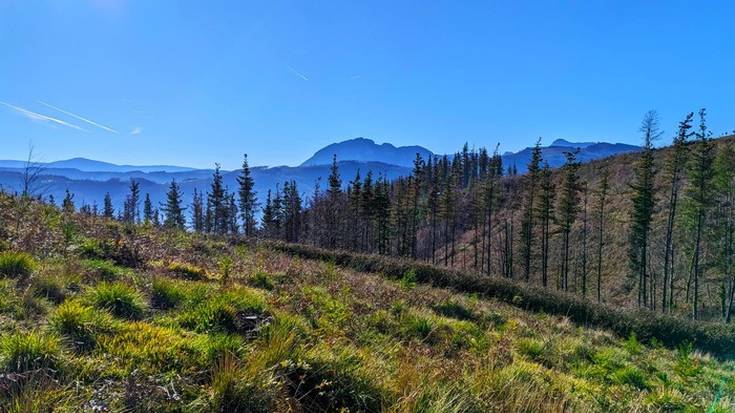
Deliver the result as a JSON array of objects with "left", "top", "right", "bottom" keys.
[
  {"left": 301, "top": 137, "right": 433, "bottom": 168},
  {"left": 0, "top": 137, "right": 639, "bottom": 212}
]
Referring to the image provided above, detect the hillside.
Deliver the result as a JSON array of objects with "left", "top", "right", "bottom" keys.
[{"left": 0, "top": 191, "right": 734, "bottom": 411}]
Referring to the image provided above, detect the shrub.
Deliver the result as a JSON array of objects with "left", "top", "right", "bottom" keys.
[
  {"left": 167, "top": 262, "right": 207, "bottom": 281},
  {"left": 0, "top": 251, "right": 36, "bottom": 279},
  {"left": 86, "top": 282, "right": 146, "bottom": 319},
  {"left": 0, "top": 332, "right": 61, "bottom": 373},
  {"left": 49, "top": 300, "right": 117, "bottom": 350}
]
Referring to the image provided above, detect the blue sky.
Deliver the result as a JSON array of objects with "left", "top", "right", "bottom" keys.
[{"left": 2, "top": 1, "right": 734, "bottom": 169}]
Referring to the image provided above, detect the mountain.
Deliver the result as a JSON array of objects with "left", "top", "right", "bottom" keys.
[
  {"left": 0, "top": 157, "right": 196, "bottom": 173},
  {"left": 0, "top": 137, "right": 639, "bottom": 211},
  {"left": 301, "top": 138, "right": 433, "bottom": 168},
  {"left": 503, "top": 140, "right": 640, "bottom": 173}
]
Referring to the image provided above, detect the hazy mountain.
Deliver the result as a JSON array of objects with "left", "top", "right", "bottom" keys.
[
  {"left": 0, "top": 137, "right": 639, "bottom": 212},
  {"left": 0, "top": 157, "right": 196, "bottom": 173},
  {"left": 301, "top": 138, "right": 433, "bottom": 167},
  {"left": 504, "top": 140, "right": 640, "bottom": 173}
]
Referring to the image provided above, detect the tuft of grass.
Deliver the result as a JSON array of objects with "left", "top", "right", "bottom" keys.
[
  {"left": 0, "top": 332, "right": 61, "bottom": 373},
  {"left": 0, "top": 251, "right": 36, "bottom": 279},
  {"left": 167, "top": 262, "right": 207, "bottom": 281},
  {"left": 178, "top": 286, "right": 267, "bottom": 334},
  {"left": 49, "top": 300, "right": 117, "bottom": 350},
  {"left": 250, "top": 271, "right": 274, "bottom": 290},
  {"left": 402, "top": 313, "right": 435, "bottom": 341},
  {"left": 149, "top": 277, "right": 209, "bottom": 310},
  {"left": 399, "top": 268, "right": 417, "bottom": 289},
  {"left": 82, "top": 258, "right": 130, "bottom": 281},
  {"left": 610, "top": 366, "right": 649, "bottom": 390},
  {"left": 433, "top": 300, "right": 476, "bottom": 321},
  {"left": 86, "top": 282, "right": 146, "bottom": 319},
  {"left": 517, "top": 338, "right": 546, "bottom": 361},
  {"left": 30, "top": 274, "right": 66, "bottom": 304},
  {"left": 207, "top": 353, "right": 276, "bottom": 413}
]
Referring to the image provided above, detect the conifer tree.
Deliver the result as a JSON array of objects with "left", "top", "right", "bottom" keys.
[
  {"left": 226, "top": 192, "right": 238, "bottom": 235},
  {"left": 207, "top": 164, "right": 227, "bottom": 235},
  {"left": 163, "top": 179, "right": 186, "bottom": 230},
  {"left": 123, "top": 179, "right": 140, "bottom": 223},
  {"left": 662, "top": 112, "right": 693, "bottom": 312},
  {"left": 103, "top": 192, "right": 114, "bottom": 219},
  {"left": 713, "top": 142, "right": 735, "bottom": 322},
  {"left": 520, "top": 139, "right": 543, "bottom": 282},
  {"left": 629, "top": 111, "right": 660, "bottom": 307},
  {"left": 326, "top": 154, "right": 342, "bottom": 248},
  {"left": 594, "top": 166, "right": 609, "bottom": 302},
  {"left": 685, "top": 108, "right": 715, "bottom": 319},
  {"left": 557, "top": 150, "right": 581, "bottom": 291},
  {"left": 237, "top": 154, "right": 258, "bottom": 237},
  {"left": 580, "top": 182, "right": 590, "bottom": 296},
  {"left": 143, "top": 193, "right": 153, "bottom": 225},
  {"left": 191, "top": 188, "right": 205, "bottom": 233},
  {"left": 62, "top": 189, "right": 75, "bottom": 214},
  {"left": 536, "top": 162, "right": 555, "bottom": 287}
]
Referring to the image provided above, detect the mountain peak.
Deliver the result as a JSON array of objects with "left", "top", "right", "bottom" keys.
[{"left": 301, "top": 138, "right": 433, "bottom": 168}]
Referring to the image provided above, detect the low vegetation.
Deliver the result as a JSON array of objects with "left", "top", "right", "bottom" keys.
[{"left": 0, "top": 193, "right": 733, "bottom": 412}]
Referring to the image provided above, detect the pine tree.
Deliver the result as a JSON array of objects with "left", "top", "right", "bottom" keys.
[
  {"left": 226, "top": 192, "right": 238, "bottom": 236},
  {"left": 103, "top": 192, "right": 114, "bottom": 219},
  {"left": 662, "top": 112, "right": 693, "bottom": 312},
  {"left": 143, "top": 193, "right": 153, "bottom": 225},
  {"left": 326, "top": 155, "right": 342, "bottom": 248},
  {"left": 207, "top": 164, "right": 227, "bottom": 235},
  {"left": 520, "top": 138, "right": 543, "bottom": 282},
  {"left": 261, "top": 190, "right": 275, "bottom": 236},
  {"left": 557, "top": 150, "right": 581, "bottom": 291},
  {"left": 685, "top": 108, "right": 715, "bottom": 320},
  {"left": 580, "top": 182, "right": 590, "bottom": 296},
  {"left": 123, "top": 179, "right": 140, "bottom": 223},
  {"left": 629, "top": 110, "right": 660, "bottom": 307},
  {"left": 62, "top": 190, "right": 75, "bottom": 214},
  {"left": 594, "top": 166, "right": 609, "bottom": 302},
  {"left": 163, "top": 179, "right": 186, "bottom": 230},
  {"left": 191, "top": 188, "right": 205, "bottom": 232},
  {"left": 282, "top": 180, "right": 302, "bottom": 242},
  {"left": 237, "top": 154, "right": 258, "bottom": 237},
  {"left": 535, "top": 162, "right": 555, "bottom": 287},
  {"left": 712, "top": 142, "right": 735, "bottom": 322}
]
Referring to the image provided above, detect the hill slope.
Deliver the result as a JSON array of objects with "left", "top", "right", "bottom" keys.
[{"left": 0, "top": 194, "right": 733, "bottom": 412}]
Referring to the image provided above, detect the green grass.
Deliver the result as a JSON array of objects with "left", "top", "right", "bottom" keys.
[
  {"left": 49, "top": 300, "right": 118, "bottom": 350},
  {"left": 85, "top": 282, "right": 146, "bottom": 319},
  {"left": 0, "top": 332, "right": 61, "bottom": 373},
  {"left": 0, "top": 251, "right": 36, "bottom": 279}
]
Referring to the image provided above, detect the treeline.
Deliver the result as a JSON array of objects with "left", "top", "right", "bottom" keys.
[{"left": 46, "top": 109, "right": 735, "bottom": 323}]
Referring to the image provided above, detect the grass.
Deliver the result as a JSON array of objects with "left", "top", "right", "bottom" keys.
[
  {"left": 0, "top": 194, "right": 734, "bottom": 411},
  {"left": 0, "top": 251, "right": 36, "bottom": 279},
  {"left": 0, "top": 332, "right": 61, "bottom": 373},
  {"left": 85, "top": 282, "right": 146, "bottom": 319}
]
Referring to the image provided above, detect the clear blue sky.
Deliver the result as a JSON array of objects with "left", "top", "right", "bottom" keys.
[{"left": 2, "top": 1, "right": 734, "bottom": 169}]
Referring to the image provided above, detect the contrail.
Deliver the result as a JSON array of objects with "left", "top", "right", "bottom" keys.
[
  {"left": 38, "top": 100, "right": 119, "bottom": 134},
  {"left": 0, "top": 101, "right": 84, "bottom": 131},
  {"left": 287, "top": 65, "right": 309, "bottom": 81}
]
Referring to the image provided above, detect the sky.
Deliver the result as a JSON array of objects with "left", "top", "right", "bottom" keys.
[{"left": 1, "top": 0, "right": 734, "bottom": 169}]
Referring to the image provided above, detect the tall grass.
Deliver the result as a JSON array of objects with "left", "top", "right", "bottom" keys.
[{"left": 0, "top": 251, "right": 36, "bottom": 279}]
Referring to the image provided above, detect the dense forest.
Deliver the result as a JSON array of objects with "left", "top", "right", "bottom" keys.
[{"left": 31, "top": 109, "right": 735, "bottom": 324}]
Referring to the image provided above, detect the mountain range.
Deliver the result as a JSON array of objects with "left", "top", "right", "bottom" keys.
[{"left": 0, "top": 137, "right": 639, "bottom": 213}]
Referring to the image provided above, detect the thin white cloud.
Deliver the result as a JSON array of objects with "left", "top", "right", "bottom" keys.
[
  {"left": 37, "top": 100, "right": 119, "bottom": 134},
  {"left": 0, "top": 101, "right": 84, "bottom": 131},
  {"left": 130, "top": 127, "right": 142, "bottom": 135},
  {"left": 287, "top": 65, "right": 309, "bottom": 81}
]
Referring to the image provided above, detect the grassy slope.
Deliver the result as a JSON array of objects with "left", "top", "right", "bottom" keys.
[{"left": 0, "top": 196, "right": 734, "bottom": 412}]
